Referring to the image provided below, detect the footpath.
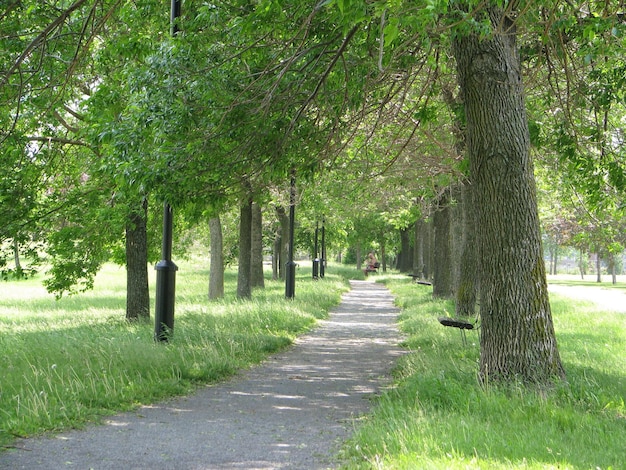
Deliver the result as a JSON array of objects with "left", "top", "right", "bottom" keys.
[{"left": 0, "top": 280, "right": 405, "bottom": 469}]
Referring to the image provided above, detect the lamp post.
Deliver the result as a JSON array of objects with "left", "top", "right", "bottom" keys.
[
  {"left": 285, "top": 172, "right": 296, "bottom": 299},
  {"left": 154, "top": 0, "right": 181, "bottom": 342}
]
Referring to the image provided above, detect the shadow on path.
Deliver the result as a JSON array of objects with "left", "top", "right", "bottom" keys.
[{"left": 1, "top": 280, "right": 405, "bottom": 469}]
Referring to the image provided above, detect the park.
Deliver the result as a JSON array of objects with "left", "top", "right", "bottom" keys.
[{"left": 2, "top": 1, "right": 626, "bottom": 468}]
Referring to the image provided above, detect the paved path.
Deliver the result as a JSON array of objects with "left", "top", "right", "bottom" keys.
[{"left": 0, "top": 280, "right": 405, "bottom": 469}]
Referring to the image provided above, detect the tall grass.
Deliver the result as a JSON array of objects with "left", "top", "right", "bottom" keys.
[
  {"left": 340, "top": 277, "right": 626, "bottom": 469},
  {"left": 0, "top": 260, "right": 353, "bottom": 447}
]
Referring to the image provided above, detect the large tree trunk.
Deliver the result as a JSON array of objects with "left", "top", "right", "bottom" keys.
[
  {"left": 450, "top": 185, "right": 464, "bottom": 293},
  {"left": 250, "top": 202, "right": 265, "bottom": 288},
  {"left": 455, "top": 181, "right": 478, "bottom": 317},
  {"left": 432, "top": 189, "right": 453, "bottom": 298},
  {"left": 237, "top": 197, "right": 253, "bottom": 299},
  {"left": 125, "top": 199, "right": 150, "bottom": 321},
  {"left": 453, "top": 6, "right": 564, "bottom": 383},
  {"left": 397, "top": 227, "right": 412, "bottom": 272},
  {"left": 208, "top": 216, "right": 224, "bottom": 299}
]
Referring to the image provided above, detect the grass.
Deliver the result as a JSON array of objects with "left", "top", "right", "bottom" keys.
[
  {"left": 3, "top": 265, "right": 625, "bottom": 468},
  {"left": 0, "top": 259, "right": 353, "bottom": 447},
  {"left": 339, "top": 276, "right": 626, "bottom": 469}
]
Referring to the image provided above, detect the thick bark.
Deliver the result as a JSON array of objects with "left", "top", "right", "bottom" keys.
[
  {"left": 455, "top": 181, "right": 478, "bottom": 317},
  {"left": 432, "top": 189, "right": 453, "bottom": 298},
  {"left": 450, "top": 185, "right": 464, "bottom": 293},
  {"left": 208, "top": 216, "right": 224, "bottom": 299},
  {"left": 125, "top": 200, "right": 150, "bottom": 321},
  {"left": 453, "top": 6, "right": 564, "bottom": 383},
  {"left": 397, "top": 227, "right": 412, "bottom": 272},
  {"left": 237, "top": 197, "right": 253, "bottom": 299},
  {"left": 250, "top": 203, "right": 265, "bottom": 288}
]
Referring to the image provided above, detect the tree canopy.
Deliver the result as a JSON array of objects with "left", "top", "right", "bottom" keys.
[{"left": 2, "top": 0, "right": 626, "bottom": 384}]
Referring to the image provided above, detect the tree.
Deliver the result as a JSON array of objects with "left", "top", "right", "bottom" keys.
[
  {"left": 432, "top": 188, "right": 453, "bottom": 299},
  {"left": 455, "top": 181, "right": 478, "bottom": 317},
  {"left": 208, "top": 216, "right": 224, "bottom": 299},
  {"left": 236, "top": 195, "right": 253, "bottom": 299},
  {"left": 250, "top": 202, "right": 265, "bottom": 289},
  {"left": 453, "top": 4, "right": 564, "bottom": 383},
  {"left": 125, "top": 199, "right": 149, "bottom": 320}
]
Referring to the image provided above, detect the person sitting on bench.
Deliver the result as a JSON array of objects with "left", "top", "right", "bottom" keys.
[{"left": 363, "top": 252, "right": 379, "bottom": 276}]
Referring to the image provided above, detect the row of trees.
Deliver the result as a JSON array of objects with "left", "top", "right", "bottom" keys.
[{"left": 2, "top": 1, "right": 625, "bottom": 385}]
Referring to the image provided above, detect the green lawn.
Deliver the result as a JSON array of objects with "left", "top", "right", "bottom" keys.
[
  {"left": 2, "top": 265, "right": 624, "bottom": 470},
  {"left": 0, "top": 259, "right": 352, "bottom": 447},
  {"left": 340, "top": 276, "right": 626, "bottom": 469}
]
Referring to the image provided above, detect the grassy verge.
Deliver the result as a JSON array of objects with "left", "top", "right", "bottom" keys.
[
  {"left": 341, "top": 276, "right": 626, "bottom": 469},
  {"left": 0, "top": 260, "right": 353, "bottom": 447}
]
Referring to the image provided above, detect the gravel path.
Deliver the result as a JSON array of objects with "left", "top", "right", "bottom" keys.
[{"left": 0, "top": 280, "right": 405, "bottom": 469}]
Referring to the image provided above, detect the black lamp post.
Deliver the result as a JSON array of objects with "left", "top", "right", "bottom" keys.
[
  {"left": 154, "top": 0, "right": 181, "bottom": 342},
  {"left": 285, "top": 172, "right": 297, "bottom": 299}
]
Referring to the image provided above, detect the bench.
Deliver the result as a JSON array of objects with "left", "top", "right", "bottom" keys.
[
  {"left": 438, "top": 316, "right": 475, "bottom": 346},
  {"left": 407, "top": 274, "right": 431, "bottom": 285},
  {"left": 365, "top": 262, "right": 380, "bottom": 274}
]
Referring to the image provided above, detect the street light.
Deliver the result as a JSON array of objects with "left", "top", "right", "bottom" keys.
[{"left": 154, "top": 0, "right": 181, "bottom": 342}]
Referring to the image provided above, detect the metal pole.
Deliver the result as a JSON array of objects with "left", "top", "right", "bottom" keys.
[
  {"left": 155, "top": 0, "right": 181, "bottom": 342},
  {"left": 155, "top": 203, "right": 178, "bottom": 342},
  {"left": 285, "top": 173, "right": 296, "bottom": 299},
  {"left": 320, "top": 216, "right": 326, "bottom": 278}
]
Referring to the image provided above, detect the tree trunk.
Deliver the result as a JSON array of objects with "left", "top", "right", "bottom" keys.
[
  {"left": 609, "top": 252, "right": 616, "bottom": 285},
  {"left": 578, "top": 248, "right": 585, "bottom": 279},
  {"left": 275, "top": 206, "right": 289, "bottom": 280},
  {"left": 250, "top": 202, "right": 265, "bottom": 288},
  {"left": 554, "top": 244, "right": 559, "bottom": 275},
  {"left": 397, "top": 227, "right": 412, "bottom": 272},
  {"left": 433, "top": 189, "right": 453, "bottom": 298},
  {"left": 272, "top": 227, "right": 280, "bottom": 281},
  {"left": 596, "top": 251, "right": 602, "bottom": 283},
  {"left": 423, "top": 217, "right": 433, "bottom": 280},
  {"left": 13, "top": 239, "right": 22, "bottom": 273},
  {"left": 453, "top": 5, "right": 564, "bottom": 383},
  {"left": 412, "top": 218, "right": 424, "bottom": 278},
  {"left": 125, "top": 199, "right": 150, "bottom": 321},
  {"left": 237, "top": 197, "right": 253, "bottom": 299},
  {"left": 456, "top": 181, "right": 478, "bottom": 317},
  {"left": 450, "top": 185, "right": 463, "bottom": 293},
  {"left": 208, "top": 216, "right": 224, "bottom": 299}
]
